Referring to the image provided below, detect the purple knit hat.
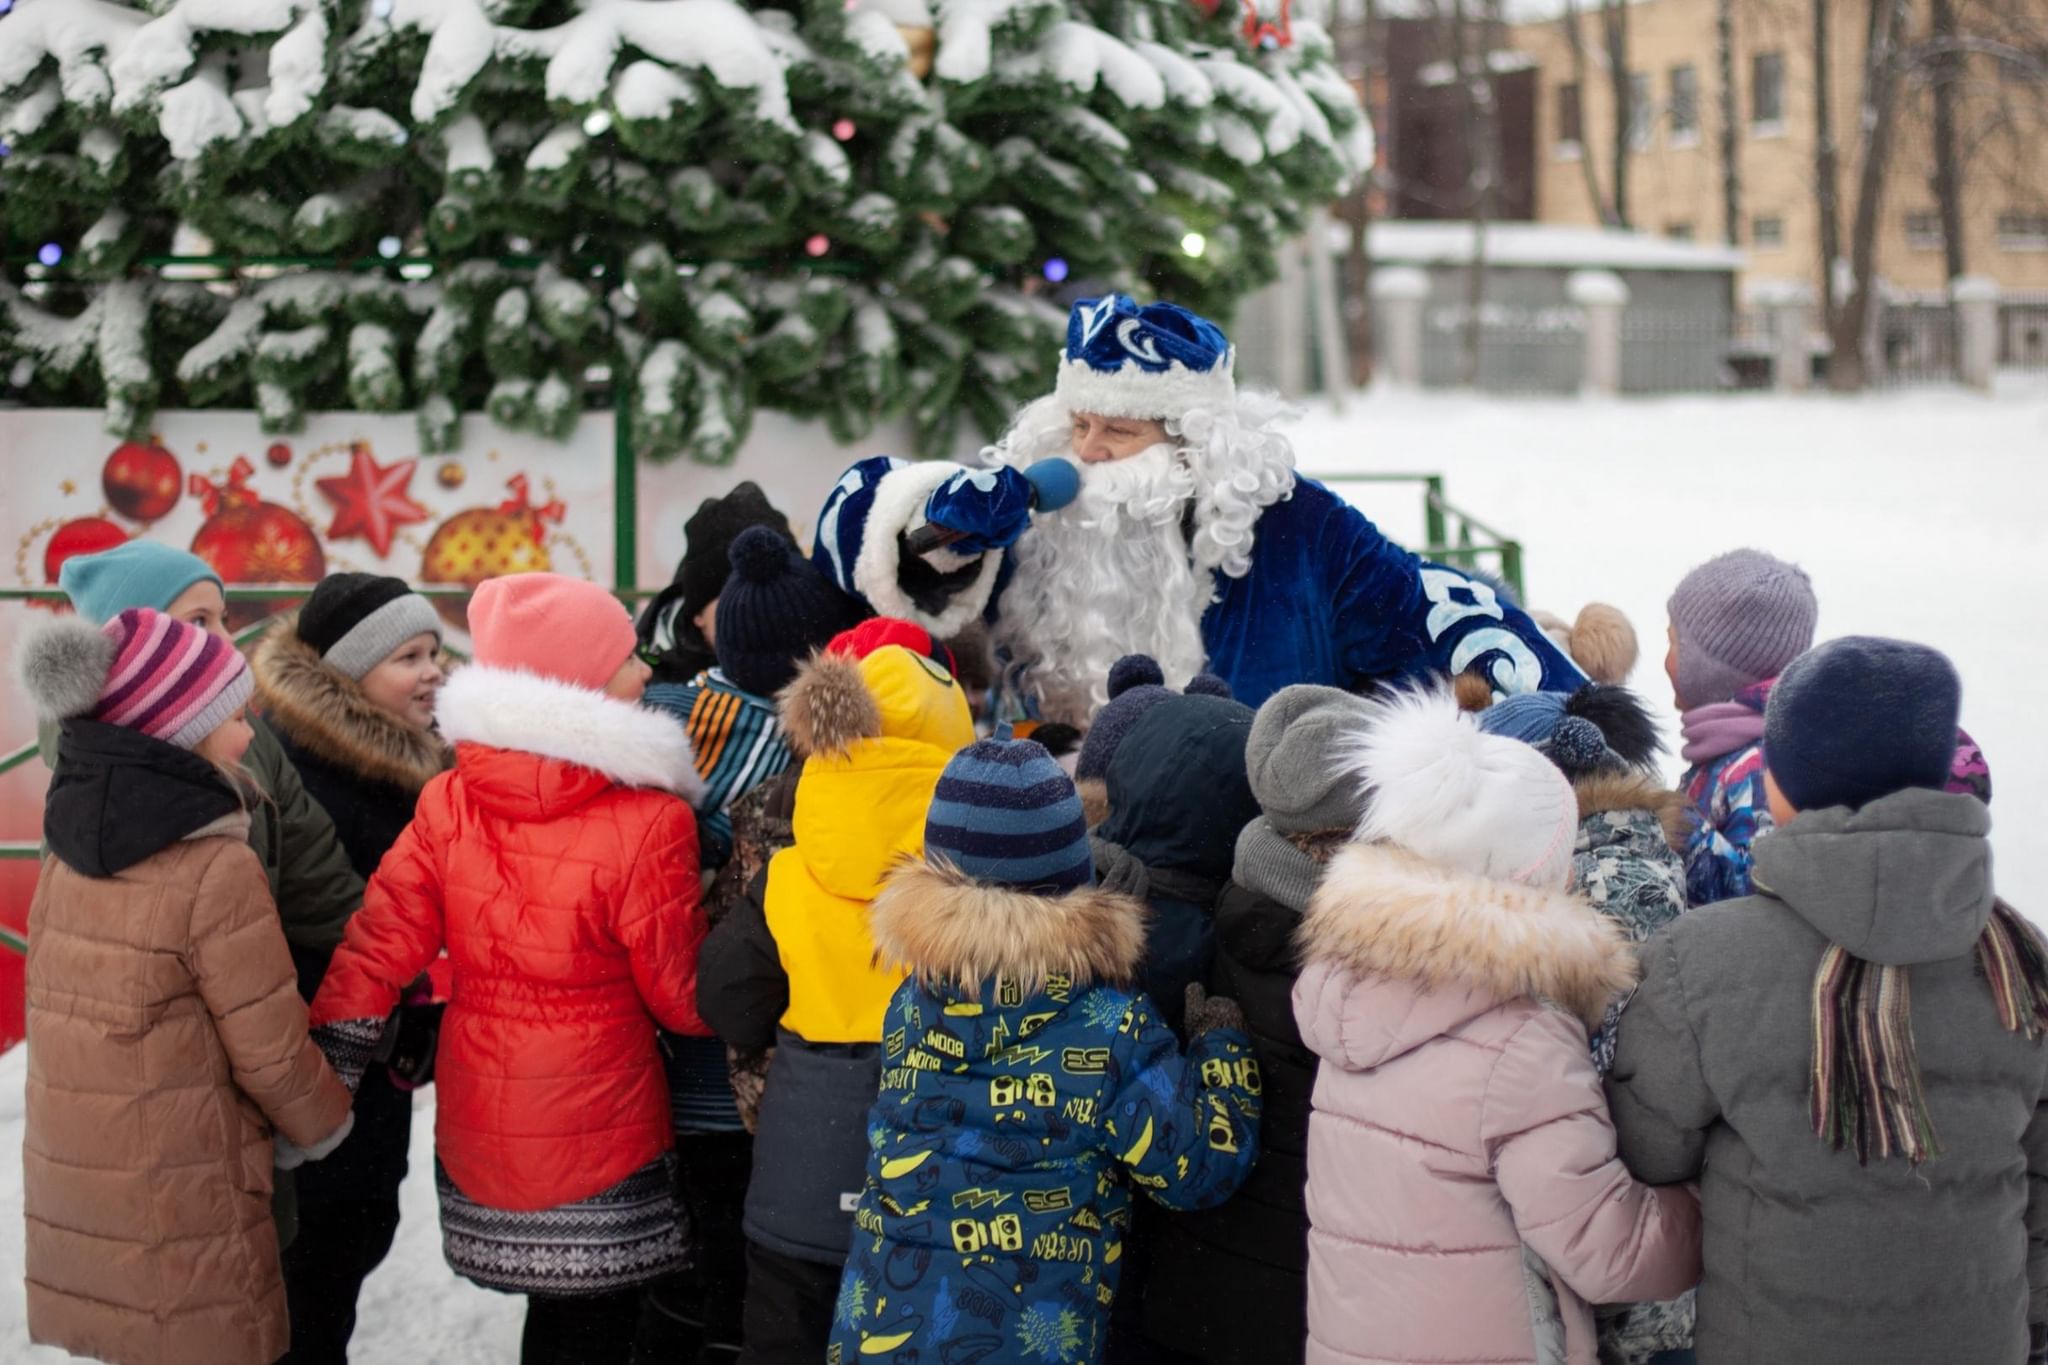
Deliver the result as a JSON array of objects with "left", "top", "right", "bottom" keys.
[
  {"left": 1668, "top": 549, "right": 1818, "bottom": 710},
  {"left": 95, "top": 608, "right": 253, "bottom": 749}
]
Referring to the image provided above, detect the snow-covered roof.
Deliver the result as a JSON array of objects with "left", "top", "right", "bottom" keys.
[{"left": 1358, "top": 222, "right": 1747, "bottom": 272}]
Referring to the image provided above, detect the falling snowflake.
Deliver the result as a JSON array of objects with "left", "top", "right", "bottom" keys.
[
  {"left": 1015, "top": 1302, "right": 1083, "bottom": 1361},
  {"left": 1080, "top": 991, "right": 1127, "bottom": 1033},
  {"left": 835, "top": 1275, "right": 869, "bottom": 1330}
]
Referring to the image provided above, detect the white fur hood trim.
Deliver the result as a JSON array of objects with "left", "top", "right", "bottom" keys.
[
  {"left": 854, "top": 460, "right": 1007, "bottom": 638},
  {"left": 435, "top": 665, "right": 703, "bottom": 801}
]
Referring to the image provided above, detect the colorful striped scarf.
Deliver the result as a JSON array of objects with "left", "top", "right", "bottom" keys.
[{"left": 1811, "top": 899, "right": 2048, "bottom": 1166}]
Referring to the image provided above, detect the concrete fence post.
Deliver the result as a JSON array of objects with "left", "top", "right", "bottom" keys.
[
  {"left": 1370, "top": 266, "right": 1430, "bottom": 390},
  {"left": 1953, "top": 275, "right": 2001, "bottom": 392},
  {"left": 1567, "top": 269, "right": 1629, "bottom": 397}
]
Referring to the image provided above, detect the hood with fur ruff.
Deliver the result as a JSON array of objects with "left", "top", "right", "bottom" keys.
[
  {"left": 778, "top": 644, "right": 971, "bottom": 760},
  {"left": 1295, "top": 841, "right": 1635, "bottom": 1050},
  {"left": 1574, "top": 769, "right": 1686, "bottom": 852},
  {"left": 869, "top": 857, "right": 1147, "bottom": 995},
  {"left": 435, "top": 664, "right": 702, "bottom": 801},
  {"left": 254, "top": 618, "right": 449, "bottom": 793}
]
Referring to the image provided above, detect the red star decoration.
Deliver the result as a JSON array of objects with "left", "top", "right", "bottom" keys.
[{"left": 316, "top": 445, "right": 430, "bottom": 558}]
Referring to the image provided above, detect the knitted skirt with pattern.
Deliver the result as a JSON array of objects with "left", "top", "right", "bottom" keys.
[{"left": 435, "top": 1155, "right": 689, "bottom": 1297}]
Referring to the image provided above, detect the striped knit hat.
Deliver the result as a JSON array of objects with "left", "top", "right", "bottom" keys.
[
  {"left": 926, "top": 739, "right": 1095, "bottom": 893},
  {"left": 96, "top": 609, "right": 252, "bottom": 748}
]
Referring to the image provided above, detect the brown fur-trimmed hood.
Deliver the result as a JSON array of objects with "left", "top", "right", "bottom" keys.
[
  {"left": 869, "top": 857, "right": 1148, "bottom": 994},
  {"left": 1296, "top": 841, "right": 1635, "bottom": 1028},
  {"left": 253, "top": 618, "right": 450, "bottom": 793},
  {"left": 780, "top": 649, "right": 879, "bottom": 758},
  {"left": 1574, "top": 769, "right": 1686, "bottom": 852}
]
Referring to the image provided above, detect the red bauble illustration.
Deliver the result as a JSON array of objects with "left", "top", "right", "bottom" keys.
[
  {"left": 266, "top": 442, "right": 293, "bottom": 468},
  {"left": 101, "top": 437, "right": 183, "bottom": 522},
  {"left": 421, "top": 475, "right": 566, "bottom": 630},
  {"left": 43, "top": 517, "right": 129, "bottom": 583},
  {"left": 188, "top": 457, "right": 326, "bottom": 628}
]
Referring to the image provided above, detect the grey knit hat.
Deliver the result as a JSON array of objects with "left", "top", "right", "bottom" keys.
[
  {"left": 1245, "top": 685, "right": 1377, "bottom": 835},
  {"left": 1667, "top": 549, "right": 1818, "bottom": 710}
]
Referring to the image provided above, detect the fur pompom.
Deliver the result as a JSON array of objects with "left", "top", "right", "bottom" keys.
[
  {"left": 779, "top": 649, "right": 881, "bottom": 758},
  {"left": 1345, "top": 687, "right": 1498, "bottom": 845},
  {"left": 1107, "top": 654, "right": 1165, "bottom": 699},
  {"left": 1452, "top": 671, "right": 1496, "bottom": 713},
  {"left": 1567, "top": 603, "right": 1638, "bottom": 685},
  {"left": 1564, "top": 682, "right": 1663, "bottom": 767},
  {"left": 14, "top": 617, "right": 115, "bottom": 721},
  {"left": 1184, "top": 672, "right": 1233, "bottom": 699}
]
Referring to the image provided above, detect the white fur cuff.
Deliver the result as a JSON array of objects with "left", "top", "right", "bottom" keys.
[
  {"left": 1054, "top": 353, "right": 1237, "bottom": 420},
  {"left": 854, "top": 461, "right": 1006, "bottom": 639}
]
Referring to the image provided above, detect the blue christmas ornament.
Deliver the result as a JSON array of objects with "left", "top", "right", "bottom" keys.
[{"left": 1054, "top": 294, "right": 1236, "bottom": 420}]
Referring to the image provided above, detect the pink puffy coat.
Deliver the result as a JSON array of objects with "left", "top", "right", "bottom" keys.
[{"left": 1292, "top": 842, "right": 1701, "bottom": 1365}]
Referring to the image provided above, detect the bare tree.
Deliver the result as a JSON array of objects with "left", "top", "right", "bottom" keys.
[
  {"left": 1603, "top": 0, "right": 1632, "bottom": 227},
  {"left": 1335, "top": 0, "right": 1378, "bottom": 384},
  {"left": 1814, "top": 0, "right": 1843, "bottom": 327},
  {"left": 1927, "top": 0, "right": 1967, "bottom": 282},
  {"left": 1717, "top": 0, "right": 1743, "bottom": 245},
  {"left": 1829, "top": 0, "right": 1910, "bottom": 390},
  {"left": 1560, "top": 0, "right": 1632, "bottom": 226},
  {"left": 1452, "top": 0, "right": 1503, "bottom": 386}
]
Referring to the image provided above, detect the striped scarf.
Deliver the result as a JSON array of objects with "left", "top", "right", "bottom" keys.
[{"left": 1811, "top": 899, "right": 2048, "bottom": 1166}]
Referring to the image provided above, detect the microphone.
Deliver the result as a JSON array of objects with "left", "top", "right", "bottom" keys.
[{"left": 903, "top": 458, "right": 1082, "bottom": 557}]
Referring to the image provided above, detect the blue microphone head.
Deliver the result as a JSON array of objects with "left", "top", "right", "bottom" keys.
[{"left": 1021, "top": 457, "right": 1082, "bottom": 512}]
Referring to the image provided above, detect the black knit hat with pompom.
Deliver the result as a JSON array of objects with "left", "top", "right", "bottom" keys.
[
  {"left": 714, "top": 527, "right": 851, "bottom": 698},
  {"left": 1074, "top": 653, "right": 1232, "bottom": 782}
]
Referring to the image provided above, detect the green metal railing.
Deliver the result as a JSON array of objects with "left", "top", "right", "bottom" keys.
[{"left": 1305, "top": 472, "right": 1526, "bottom": 600}]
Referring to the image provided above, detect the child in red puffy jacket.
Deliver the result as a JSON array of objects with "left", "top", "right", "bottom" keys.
[{"left": 310, "top": 573, "right": 710, "bottom": 1365}]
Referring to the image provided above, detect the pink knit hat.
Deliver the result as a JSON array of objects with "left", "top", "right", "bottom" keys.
[
  {"left": 466, "top": 573, "right": 638, "bottom": 691},
  {"left": 96, "top": 608, "right": 253, "bottom": 750}
]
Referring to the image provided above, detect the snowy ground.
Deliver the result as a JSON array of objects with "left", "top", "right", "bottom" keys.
[
  {"left": 0, "top": 1044, "right": 525, "bottom": 1360},
  {"left": 2, "top": 379, "right": 2044, "bottom": 1361},
  {"left": 1298, "top": 374, "right": 2048, "bottom": 909}
]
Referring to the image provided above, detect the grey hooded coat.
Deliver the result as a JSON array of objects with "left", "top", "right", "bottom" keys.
[{"left": 1607, "top": 788, "right": 2048, "bottom": 1365}]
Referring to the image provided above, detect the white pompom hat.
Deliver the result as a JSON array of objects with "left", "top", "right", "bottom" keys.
[{"left": 1345, "top": 686, "right": 1579, "bottom": 890}]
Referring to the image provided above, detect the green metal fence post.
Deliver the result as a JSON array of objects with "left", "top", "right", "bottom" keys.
[
  {"left": 614, "top": 378, "right": 636, "bottom": 595},
  {"left": 1500, "top": 540, "right": 1525, "bottom": 601},
  {"left": 1424, "top": 476, "right": 1447, "bottom": 548}
]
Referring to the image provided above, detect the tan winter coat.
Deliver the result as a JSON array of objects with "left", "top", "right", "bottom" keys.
[{"left": 25, "top": 810, "right": 353, "bottom": 1365}]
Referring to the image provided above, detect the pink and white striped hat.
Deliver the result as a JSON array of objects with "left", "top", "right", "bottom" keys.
[{"left": 92, "top": 608, "right": 253, "bottom": 750}]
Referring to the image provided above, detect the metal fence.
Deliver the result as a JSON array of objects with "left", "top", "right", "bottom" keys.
[
  {"left": 2003, "top": 294, "right": 2048, "bottom": 370},
  {"left": 1621, "top": 310, "right": 1735, "bottom": 393},
  {"left": 1418, "top": 303, "right": 1584, "bottom": 395}
]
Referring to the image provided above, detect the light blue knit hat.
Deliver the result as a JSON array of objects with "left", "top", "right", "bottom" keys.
[{"left": 59, "top": 541, "right": 223, "bottom": 626}]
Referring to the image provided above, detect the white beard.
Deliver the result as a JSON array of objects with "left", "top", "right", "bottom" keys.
[{"left": 989, "top": 446, "right": 1216, "bottom": 727}]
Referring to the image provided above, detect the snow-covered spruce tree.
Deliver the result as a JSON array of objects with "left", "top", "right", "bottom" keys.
[{"left": 0, "top": 0, "right": 1371, "bottom": 462}]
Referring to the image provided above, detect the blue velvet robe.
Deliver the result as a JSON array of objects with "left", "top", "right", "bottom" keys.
[{"left": 811, "top": 458, "right": 1584, "bottom": 711}]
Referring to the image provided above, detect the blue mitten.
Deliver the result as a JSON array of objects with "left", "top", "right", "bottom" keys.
[{"left": 919, "top": 465, "right": 1037, "bottom": 556}]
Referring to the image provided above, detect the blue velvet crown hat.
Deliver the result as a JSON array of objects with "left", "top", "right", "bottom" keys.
[{"left": 1055, "top": 294, "right": 1236, "bottom": 420}]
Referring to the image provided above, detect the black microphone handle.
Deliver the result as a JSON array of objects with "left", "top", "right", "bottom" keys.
[{"left": 903, "top": 521, "right": 970, "bottom": 556}]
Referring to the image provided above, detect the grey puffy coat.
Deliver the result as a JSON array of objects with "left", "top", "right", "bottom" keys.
[{"left": 1607, "top": 789, "right": 2048, "bottom": 1365}]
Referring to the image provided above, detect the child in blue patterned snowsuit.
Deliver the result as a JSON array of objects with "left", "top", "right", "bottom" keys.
[{"left": 829, "top": 740, "right": 1261, "bottom": 1365}]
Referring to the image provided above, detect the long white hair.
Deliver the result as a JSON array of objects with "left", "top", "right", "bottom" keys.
[{"left": 983, "top": 390, "right": 1299, "bottom": 726}]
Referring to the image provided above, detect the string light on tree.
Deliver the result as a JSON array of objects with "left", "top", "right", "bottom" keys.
[
  {"left": 832, "top": 119, "right": 857, "bottom": 141},
  {"left": 37, "top": 243, "right": 61, "bottom": 267},
  {"left": 1042, "top": 258, "right": 1069, "bottom": 284},
  {"left": 377, "top": 236, "right": 403, "bottom": 259},
  {"left": 582, "top": 109, "right": 613, "bottom": 137},
  {"left": 1181, "top": 233, "right": 1208, "bottom": 259},
  {"left": 805, "top": 235, "right": 830, "bottom": 257}
]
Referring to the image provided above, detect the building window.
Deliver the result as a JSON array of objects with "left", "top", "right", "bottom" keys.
[
  {"left": 1669, "top": 63, "right": 1700, "bottom": 143},
  {"left": 1752, "top": 215, "right": 1786, "bottom": 249},
  {"left": 1557, "top": 81, "right": 1583, "bottom": 154},
  {"left": 1667, "top": 222, "right": 1696, "bottom": 241},
  {"left": 1905, "top": 211, "right": 1943, "bottom": 251},
  {"left": 1752, "top": 52, "right": 1785, "bottom": 132},
  {"left": 1998, "top": 213, "right": 2048, "bottom": 249},
  {"left": 1627, "top": 72, "right": 1653, "bottom": 149}
]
